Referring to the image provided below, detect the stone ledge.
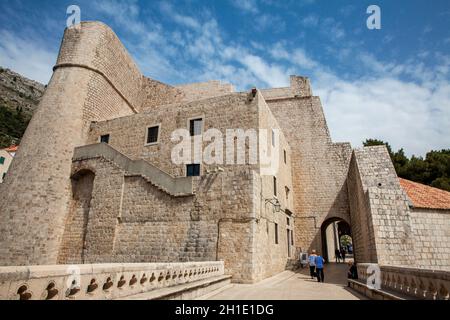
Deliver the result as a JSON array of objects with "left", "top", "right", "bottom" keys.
[
  {"left": 348, "top": 279, "right": 406, "bottom": 300},
  {"left": 121, "top": 275, "right": 232, "bottom": 300}
]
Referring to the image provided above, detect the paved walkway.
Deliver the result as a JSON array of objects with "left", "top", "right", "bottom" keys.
[{"left": 203, "top": 263, "right": 366, "bottom": 300}]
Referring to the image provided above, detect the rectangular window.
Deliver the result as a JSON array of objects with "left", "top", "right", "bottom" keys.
[
  {"left": 286, "top": 217, "right": 290, "bottom": 226},
  {"left": 273, "top": 177, "right": 277, "bottom": 196},
  {"left": 0, "top": 156, "right": 5, "bottom": 165},
  {"left": 285, "top": 186, "right": 290, "bottom": 200},
  {"left": 284, "top": 150, "right": 287, "bottom": 164},
  {"left": 100, "top": 134, "right": 110, "bottom": 144},
  {"left": 189, "top": 118, "right": 203, "bottom": 136},
  {"left": 186, "top": 164, "right": 201, "bottom": 177},
  {"left": 146, "top": 126, "right": 159, "bottom": 145},
  {"left": 275, "top": 223, "right": 279, "bottom": 244}
]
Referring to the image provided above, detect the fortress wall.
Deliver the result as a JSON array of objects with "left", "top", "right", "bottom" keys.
[
  {"left": 410, "top": 208, "right": 450, "bottom": 271},
  {"left": 0, "top": 22, "right": 145, "bottom": 265},
  {"left": 351, "top": 146, "right": 416, "bottom": 267},
  {"left": 141, "top": 77, "right": 185, "bottom": 110},
  {"left": 251, "top": 93, "right": 295, "bottom": 282},
  {"left": 266, "top": 95, "right": 352, "bottom": 255},
  {"left": 56, "top": 22, "right": 144, "bottom": 113},
  {"left": 347, "top": 152, "right": 378, "bottom": 263},
  {"left": 175, "top": 80, "right": 235, "bottom": 102}
]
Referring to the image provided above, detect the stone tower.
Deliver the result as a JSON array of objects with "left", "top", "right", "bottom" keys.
[{"left": 0, "top": 22, "right": 143, "bottom": 265}]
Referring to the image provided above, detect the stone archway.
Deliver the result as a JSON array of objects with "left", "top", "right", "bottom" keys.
[
  {"left": 320, "top": 217, "right": 352, "bottom": 263},
  {"left": 58, "top": 169, "right": 95, "bottom": 264}
]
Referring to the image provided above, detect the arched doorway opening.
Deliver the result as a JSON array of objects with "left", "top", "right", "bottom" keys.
[{"left": 320, "top": 218, "right": 353, "bottom": 263}]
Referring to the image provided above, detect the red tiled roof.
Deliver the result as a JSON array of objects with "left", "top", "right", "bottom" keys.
[
  {"left": 5, "top": 145, "right": 18, "bottom": 152},
  {"left": 399, "top": 178, "right": 450, "bottom": 210}
]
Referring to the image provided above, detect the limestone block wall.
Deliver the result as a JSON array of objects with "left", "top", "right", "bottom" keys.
[
  {"left": 410, "top": 208, "right": 450, "bottom": 271},
  {"left": 0, "top": 22, "right": 144, "bottom": 266},
  {"left": 141, "top": 77, "right": 185, "bottom": 110},
  {"left": 349, "top": 146, "right": 416, "bottom": 267},
  {"left": 266, "top": 91, "right": 352, "bottom": 255},
  {"left": 175, "top": 80, "right": 235, "bottom": 102},
  {"left": 251, "top": 92, "right": 295, "bottom": 281}
]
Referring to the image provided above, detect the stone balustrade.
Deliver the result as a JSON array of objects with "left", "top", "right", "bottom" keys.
[
  {"left": 0, "top": 261, "right": 224, "bottom": 300},
  {"left": 357, "top": 263, "right": 450, "bottom": 300}
]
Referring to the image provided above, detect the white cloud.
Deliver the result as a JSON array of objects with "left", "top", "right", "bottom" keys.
[
  {"left": 0, "top": 30, "right": 56, "bottom": 84},
  {"left": 229, "top": 0, "right": 259, "bottom": 14}
]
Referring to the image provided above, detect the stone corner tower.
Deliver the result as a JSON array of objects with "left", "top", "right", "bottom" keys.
[{"left": 0, "top": 21, "right": 144, "bottom": 266}]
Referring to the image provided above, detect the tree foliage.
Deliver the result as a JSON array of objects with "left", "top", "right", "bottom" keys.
[
  {"left": 0, "top": 104, "right": 30, "bottom": 148},
  {"left": 363, "top": 139, "right": 450, "bottom": 192}
]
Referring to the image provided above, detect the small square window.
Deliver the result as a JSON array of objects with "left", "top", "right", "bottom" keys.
[
  {"left": 146, "top": 126, "right": 159, "bottom": 145},
  {"left": 190, "top": 118, "right": 203, "bottom": 136},
  {"left": 0, "top": 156, "right": 5, "bottom": 165},
  {"left": 186, "top": 164, "right": 201, "bottom": 177},
  {"left": 100, "top": 134, "right": 110, "bottom": 144}
]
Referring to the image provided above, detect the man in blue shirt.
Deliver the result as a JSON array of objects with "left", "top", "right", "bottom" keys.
[{"left": 315, "top": 253, "right": 326, "bottom": 282}]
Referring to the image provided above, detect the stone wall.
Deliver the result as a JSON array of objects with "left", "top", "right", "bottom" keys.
[
  {"left": 349, "top": 146, "right": 416, "bottom": 267},
  {"left": 175, "top": 81, "right": 235, "bottom": 102},
  {"left": 410, "top": 208, "right": 450, "bottom": 271},
  {"left": 266, "top": 87, "right": 352, "bottom": 255}
]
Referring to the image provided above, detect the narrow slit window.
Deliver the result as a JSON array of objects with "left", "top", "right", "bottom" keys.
[
  {"left": 273, "top": 177, "right": 277, "bottom": 196},
  {"left": 275, "top": 223, "right": 279, "bottom": 244}
]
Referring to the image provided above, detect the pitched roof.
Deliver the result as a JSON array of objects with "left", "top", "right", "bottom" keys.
[
  {"left": 4, "top": 145, "right": 18, "bottom": 153},
  {"left": 399, "top": 178, "right": 450, "bottom": 210}
]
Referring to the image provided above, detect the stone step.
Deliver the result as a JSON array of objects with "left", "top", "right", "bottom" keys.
[
  {"left": 119, "top": 275, "right": 232, "bottom": 300},
  {"left": 194, "top": 283, "right": 234, "bottom": 300}
]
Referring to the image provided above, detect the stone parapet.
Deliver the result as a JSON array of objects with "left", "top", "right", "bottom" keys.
[
  {"left": 357, "top": 263, "right": 450, "bottom": 300},
  {"left": 0, "top": 261, "right": 224, "bottom": 300}
]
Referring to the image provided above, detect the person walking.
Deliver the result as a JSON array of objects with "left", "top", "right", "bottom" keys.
[
  {"left": 340, "top": 247, "right": 346, "bottom": 263},
  {"left": 315, "top": 253, "right": 326, "bottom": 283},
  {"left": 334, "top": 248, "right": 341, "bottom": 263},
  {"left": 347, "top": 261, "right": 358, "bottom": 280},
  {"left": 308, "top": 250, "right": 317, "bottom": 279}
]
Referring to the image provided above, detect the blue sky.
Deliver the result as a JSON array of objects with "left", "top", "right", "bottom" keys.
[{"left": 0, "top": 0, "right": 449, "bottom": 156}]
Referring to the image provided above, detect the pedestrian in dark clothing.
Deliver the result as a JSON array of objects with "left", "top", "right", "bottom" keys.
[
  {"left": 347, "top": 261, "right": 358, "bottom": 280},
  {"left": 340, "top": 248, "right": 346, "bottom": 263},
  {"left": 335, "top": 249, "right": 341, "bottom": 263}
]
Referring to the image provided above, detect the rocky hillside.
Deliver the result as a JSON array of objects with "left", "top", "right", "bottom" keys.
[{"left": 0, "top": 67, "right": 45, "bottom": 148}]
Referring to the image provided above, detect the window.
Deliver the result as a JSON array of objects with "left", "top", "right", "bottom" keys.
[
  {"left": 273, "top": 177, "right": 277, "bottom": 196},
  {"left": 284, "top": 150, "right": 287, "bottom": 164},
  {"left": 189, "top": 118, "right": 203, "bottom": 136},
  {"left": 186, "top": 164, "right": 201, "bottom": 177},
  {"left": 275, "top": 223, "right": 279, "bottom": 244},
  {"left": 286, "top": 217, "right": 290, "bottom": 226},
  {"left": 272, "top": 129, "right": 276, "bottom": 147},
  {"left": 0, "top": 156, "right": 5, "bottom": 165},
  {"left": 100, "top": 134, "right": 110, "bottom": 144},
  {"left": 146, "top": 126, "right": 159, "bottom": 145},
  {"left": 285, "top": 186, "right": 290, "bottom": 200}
]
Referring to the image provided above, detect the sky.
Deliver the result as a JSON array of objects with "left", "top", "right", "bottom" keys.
[{"left": 0, "top": 0, "right": 449, "bottom": 156}]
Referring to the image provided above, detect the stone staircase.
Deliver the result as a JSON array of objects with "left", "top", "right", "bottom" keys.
[{"left": 73, "top": 143, "right": 194, "bottom": 197}]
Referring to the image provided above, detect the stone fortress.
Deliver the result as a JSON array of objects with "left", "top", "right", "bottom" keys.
[{"left": 0, "top": 22, "right": 449, "bottom": 300}]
